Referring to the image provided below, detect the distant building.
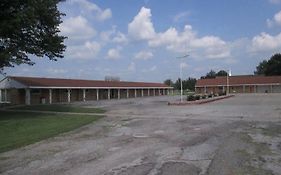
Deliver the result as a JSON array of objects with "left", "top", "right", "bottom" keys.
[
  {"left": 0, "top": 76, "right": 173, "bottom": 105},
  {"left": 195, "top": 75, "right": 281, "bottom": 94}
]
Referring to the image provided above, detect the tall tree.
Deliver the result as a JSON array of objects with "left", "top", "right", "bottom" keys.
[
  {"left": 216, "top": 70, "right": 228, "bottom": 76},
  {"left": 0, "top": 0, "right": 66, "bottom": 71},
  {"left": 264, "top": 53, "right": 281, "bottom": 76},
  {"left": 201, "top": 70, "right": 216, "bottom": 79},
  {"left": 254, "top": 60, "right": 268, "bottom": 75},
  {"left": 173, "top": 77, "right": 197, "bottom": 91},
  {"left": 255, "top": 53, "right": 281, "bottom": 76},
  {"left": 164, "top": 79, "right": 173, "bottom": 87}
]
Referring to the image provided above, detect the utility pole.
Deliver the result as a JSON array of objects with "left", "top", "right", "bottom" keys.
[{"left": 176, "top": 54, "right": 189, "bottom": 102}]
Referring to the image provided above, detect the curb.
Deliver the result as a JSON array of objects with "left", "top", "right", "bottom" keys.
[{"left": 168, "top": 95, "right": 235, "bottom": 106}]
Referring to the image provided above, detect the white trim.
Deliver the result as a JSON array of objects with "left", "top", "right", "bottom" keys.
[
  {"left": 28, "top": 86, "right": 173, "bottom": 89},
  {"left": 83, "top": 89, "right": 86, "bottom": 102},
  {"left": 67, "top": 89, "right": 71, "bottom": 103},
  {"left": 25, "top": 89, "right": 30, "bottom": 105},
  {"left": 49, "top": 89, "right": 52, "bottom": 104},
  {"left": 195, "top": 83, "right": 281, "bottom": 88}
]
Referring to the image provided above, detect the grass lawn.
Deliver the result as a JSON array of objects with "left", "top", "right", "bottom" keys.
[
  {"left": 0, "top": 111, "right": 103, "bottom": 153},
  {"left": 10, "top": 104, "right": 105, "bottom": 113}
]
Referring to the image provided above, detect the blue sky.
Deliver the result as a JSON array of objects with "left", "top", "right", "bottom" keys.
[{"left": 3, "top": 0, "right": 281, "bottom": 82}]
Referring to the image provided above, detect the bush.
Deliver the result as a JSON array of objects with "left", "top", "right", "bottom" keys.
[
  {"left": 208, "top": 94, "right": 213, "bottom": 98},
  {"left": 202, "top": 95, "right": 207, "bottom": 99},
  {"left": 218, "top": 92, "right": 226, "bottom": 96},
  {"left": 195, "top": 95, "right": 200, "bottom": 100},
  {"left": 187, "top": 95, "right": 196, "bottom": 101}
]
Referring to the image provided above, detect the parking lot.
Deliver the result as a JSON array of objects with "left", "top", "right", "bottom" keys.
[{"left": 1, "top": 94, "right": 281, "bottom": 175}]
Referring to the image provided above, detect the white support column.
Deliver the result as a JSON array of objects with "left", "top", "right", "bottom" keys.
[
  {"left": 108, "top": 89, "right": 110, "bottom": 100},
  {"left": 4, "top": 89, "right": 7, "bottom": 102},
  {"left": 118, "top": 89, "right": 120, "bottom": 99},
  {"left": 25, "top": 89, "right": 31, "bottom": 105},
  {"left": 270, "top": 85, "right": 273, "bottom": 93},
  {"left": 83, "top": 89, "right": 86, "bottom": 102},
  {"left": 243, "top": 85, "right": 245, "bottom": 93},
  {"left": 154, "top": 89, "right": 156, "bottom": 96},
  {"left": 135, "top": 89, "right": 137, "bottom": 98},
  {"left": 0, "top": 89, "right": 2, "bottom": 102},
  {"left": 67, "top": 89, "right": 71, "bottom": 103},
  {"left": 141, "top": 89, "right": 144, "bottom": 97},
  {"left": 158, "top": 89, "right": 161, "bottom": 96},
  {"left": 148, "top": 89, "right": 150, "bottom": 96},
  {"left": 172, "top": 89, "right": 174, "bottom": 95},
  {"left": 127, "top": 89, "right": 129, "bottom": 98},
  {"left": 204, "top": 86, "right": 207, "bottom": 94},
  {"left": 96, "top": 89, "right": 99, "bottom": 101},
  {"left": 167, "top": 89, "right": 170, "bottom": 95},
  {"left": 49, "top": 89, "right": 52, "bottom": 104}
]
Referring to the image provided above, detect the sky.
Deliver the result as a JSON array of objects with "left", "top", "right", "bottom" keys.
[{"left": 3, "top": 0, "right": 281, "bottom": 82}]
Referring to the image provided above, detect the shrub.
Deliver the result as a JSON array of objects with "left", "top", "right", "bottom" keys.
[
  {"left": 208, "top": 94, "right": 213, "bottom": 98},
  {"left": 218, "top": 92, "right": 226, "bottom": 96},
  {"left": 187, "top": 95, "right": 196, "bottom": 101},
  {"left": 195, "top": 95, "right": 200, "bottom": 100}
]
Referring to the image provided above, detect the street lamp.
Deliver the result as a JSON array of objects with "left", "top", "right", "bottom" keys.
[{"left": 176, "top": 54, "right": 189, "bottom": 102}]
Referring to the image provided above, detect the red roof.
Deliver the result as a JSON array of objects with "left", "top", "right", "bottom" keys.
[
  {"left": 196, "top": 75, "right": 281, "bottom": 87},
  {"left": 8, "top": 76, "right": 170, "bottom": 88}
]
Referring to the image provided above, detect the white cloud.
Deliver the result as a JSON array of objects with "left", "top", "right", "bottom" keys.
[
  {"left": 66, "top": 41, "right": 101, "bottom": 59},
  {"left": 129, "top": 7, "right": 230, "bottom": 59},
  {"left": 149, "top": 25, "right": 230, "bottom": 59},
  {"left": 69, "top": 0, "right": 112, "bottom": 21},
  {"left": 60, "top": 16, "right": 96, "bottom": 40},
  {"left": 134, "top": 51, "right": 153, "bottom": 60},
  {"left": 113, "top": 32, "right": 128, "bottom": 44},
  {"left": 106, "top": 48, "right": 122, "bottom": 60},
  {"left": 128, "top": 7, "right": 155, "bottom": 40},
  {"left": 128, "top": 62, "right": 136, "bottom": 71},
  {"left": 267, "top": 10, "right": 281, "bottom": 27},
  {"left": 251, "top": 32, "right": 281, "bottom": 52},
  {"left": 142, "top": 65, "right": 157, "bottom": 73},
  {"left": 173, "top": 11, "right": 190, "bottom": 22}
]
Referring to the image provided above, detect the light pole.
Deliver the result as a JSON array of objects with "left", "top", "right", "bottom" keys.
[{"left": 176, "top": 54, "right": 189, "bottom": 102}]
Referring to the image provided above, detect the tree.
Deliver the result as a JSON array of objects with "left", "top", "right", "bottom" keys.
[
  {"left": 182, "top": 77, "right": 197, "bottom": 91},
  {"left": 173, "top": 77, "right": 197, "bottom": 91},
  {"left": 264, "top": 53, "right": 281, "bottom": 76},
  {"left": 164, "top": 79, "right": 173, "bottom": 87},
  {"left": 216, "top": 70, "right": 228, "bottom": 76},
  {"left": 255, "top": 53, "right": 281, "bottom": 76},
  {"left": 201, "top": 70, "right": 216, "bottom": 79},
  {"left": 254, "top": 60, "right": 268, "bottom": 75},
  {"left": 0, "top": 0, "right": 66, "bottom": 71}
]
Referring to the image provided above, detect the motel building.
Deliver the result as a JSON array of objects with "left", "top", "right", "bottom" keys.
[
  {"left": 0, "top": 76, "right": 173, "bottom": 105},
  {"left": 195, "top": 75, "right": 281, "bottom": 94}
]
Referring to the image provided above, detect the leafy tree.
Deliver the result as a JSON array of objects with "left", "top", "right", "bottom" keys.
[
  {"left": 164, "top": 79, "right": 173, "bottom": 87},
  {"left": 0, "top": 0, "right": 66, "bottom": 71},
  {"left": 201, "top": 70, "right": 216, "bottom": 79},
  {"left": 173, "top": 78, "right": 181, "bottom": 90},
  {"left": 183, "top": 77, "right": 196, "bottom": 91},
  {"left": 173, "top": 77, "right": 197, "bottom": 91},
  {"left": 264, "top": 53, "right": 281, "bottom": 76},
  {"left": 216, "top": 70, "right": 228, "bottom": 76},
  {"left": 254, "top": 60, "right": 268, "bottom": 75},
  {"left": 255, "top": 53, "right": 281, "bottom": 76}
]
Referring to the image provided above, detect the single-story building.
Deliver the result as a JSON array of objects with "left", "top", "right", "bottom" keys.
[
  {"left": 0, "top": 76, "right": 173, "bottom": 105},
  {"left": 195, "top": 75, "right": 281, "bottom": 94}
]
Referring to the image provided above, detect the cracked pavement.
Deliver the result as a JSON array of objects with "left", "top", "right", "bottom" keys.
[{"left": 0, "top": 94, "right": 281, "bottom": 175}]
